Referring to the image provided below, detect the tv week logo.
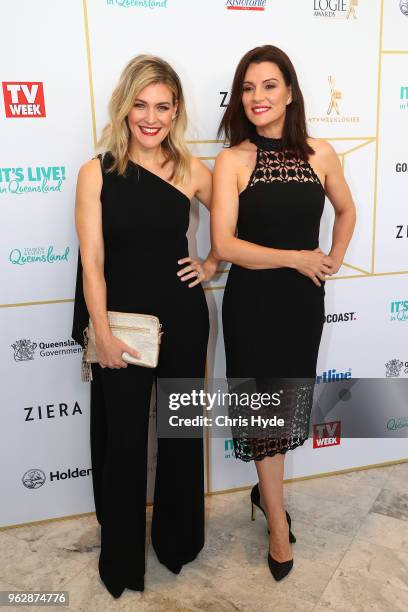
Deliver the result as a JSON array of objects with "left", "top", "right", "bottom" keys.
[
  {"left": 2, "top": 82, "right": 46, "bottom": 118},
  {"left": 313, "top": 421, "right": 341, "bottom": 448}
]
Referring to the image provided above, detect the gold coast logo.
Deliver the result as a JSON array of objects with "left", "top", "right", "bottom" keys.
[
  {"left": 308, "top": 75, "right": 360, "bottom": 124},
  {"left": 313, "top": 0, "right": 359, "bottom": 19},
  {"left": 226, "top": 0, "right": 267, "bottom": 10},
  {"left": 0, "top": 166, "right": 66, "bottom": 195}
]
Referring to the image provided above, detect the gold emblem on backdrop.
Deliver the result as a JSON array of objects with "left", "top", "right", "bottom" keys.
[
  {"left": 308, "top": 75, "right": 360, "bottom": 125},
  {"left": 346, "top": 0, "right": 358, "bottom": 19},
  {"left": 327, "top": 76, "right": 342, "bottom": 115}
]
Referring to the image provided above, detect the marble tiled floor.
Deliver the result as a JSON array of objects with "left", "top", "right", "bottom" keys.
[{"left": 1, "top": 462, "right": 407, "bottom": 611}]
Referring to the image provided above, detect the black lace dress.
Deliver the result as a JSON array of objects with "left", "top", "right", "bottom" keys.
[{"left": 222, "top": 132, "right": 326, "bottom": 461}]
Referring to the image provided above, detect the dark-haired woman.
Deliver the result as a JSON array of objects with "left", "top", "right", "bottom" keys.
[{"left": 211, "top": 45, "right": 355, "bottom": 580}]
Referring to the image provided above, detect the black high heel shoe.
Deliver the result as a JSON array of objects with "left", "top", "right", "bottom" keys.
[
  {"left": 250, "top": 483, "right": 296, "bottom": 543},
  {"left": 268, "top": 552, "right": 293, "bottom": 581}
]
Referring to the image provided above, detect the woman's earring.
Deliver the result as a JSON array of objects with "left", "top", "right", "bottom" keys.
[{"left": 172, "top": 115, "right": 176, "bottom": 120}]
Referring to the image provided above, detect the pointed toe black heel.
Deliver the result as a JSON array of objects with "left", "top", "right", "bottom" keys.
[
  {"left": 250, "top": 483, "right": 296, "bottom": 543},
  {"left": 267, "top": 552, "right": 293, "bottom": 581}
]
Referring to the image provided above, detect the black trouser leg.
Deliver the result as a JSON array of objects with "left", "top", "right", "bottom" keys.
[
  {"left": 91, "top": 363, "right": 153, "bottom": 594},
  {"left": 151, "top": 313, "right": 208, "bottom": 572}
]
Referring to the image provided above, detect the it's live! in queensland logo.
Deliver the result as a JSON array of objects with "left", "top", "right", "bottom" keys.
[
  {"left": 2, "top": 82, "right": 46, "bottom": 118},
  {"left": 0, "top": 166, "right": 66, "bottom": 195},
  {"left": 226, "top": 0, "right": 267, "bottom": 10},
  {"left": 390, "top": 299, "right": 408, "bottom": 322}
]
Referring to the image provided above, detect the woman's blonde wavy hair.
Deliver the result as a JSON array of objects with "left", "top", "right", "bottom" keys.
[{"left": 97, "top": 54, "right": 191, "bottom": 184}]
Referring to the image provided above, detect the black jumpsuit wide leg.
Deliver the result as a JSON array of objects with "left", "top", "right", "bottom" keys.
[{"left": 72, "top": 153, "right": 209, "bottom": 595}]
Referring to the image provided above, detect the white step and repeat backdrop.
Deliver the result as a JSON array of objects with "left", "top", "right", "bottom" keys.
[{"left": 1, "top": 0, "right": 407, "bottom": 528}]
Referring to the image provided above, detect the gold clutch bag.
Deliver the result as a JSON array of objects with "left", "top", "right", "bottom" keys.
[{"left": 81, "top": 311, "right": 163, "bottom": 382}]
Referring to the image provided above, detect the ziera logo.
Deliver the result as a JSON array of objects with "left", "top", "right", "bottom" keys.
[
  {"left": 395, "top": 225, "right": 408, "bottom": 239},
  {"left": 313, "top": 421, "right": 341, "bottom": 448},
  {"left": 2, "top": 82, "right": 46, "bottom": 118},
  {"left": 313, "top": 0, "right": 359, "bottom": 19},
  {"left": 390, "top": 300, "right": 408, "bottom": 322},
  {"left": 24, "top": 402, "right": 83, "bottom": 422},
  {"left": 226, "top": 0, "right": 266, "bottom": 10},
  {"left": 400, "top": 0, "right": 408, "bottom": 17}
]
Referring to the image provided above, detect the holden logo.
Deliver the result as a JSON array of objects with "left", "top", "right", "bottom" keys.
[
  {"left": 11, "top": 339, "right": 37, "bottom": 361},
  {"left": 385, "top": 359, "right": 408, "bottom": 377},
  {"left": 400, "top": 0, "right": 408, "bottom": 16},
  {"left": 22, "top": 469, "right": 46, "bottom": 489}
]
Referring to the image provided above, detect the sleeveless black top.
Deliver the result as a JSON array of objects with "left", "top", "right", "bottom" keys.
[{"left": 71, "top": 153, "right": 195, "bottom": 347}]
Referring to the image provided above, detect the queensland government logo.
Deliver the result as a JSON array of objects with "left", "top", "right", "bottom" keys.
[
  {"left": 0, "top": 166, "right": 66, "bottom": 195},
  {"left": 400, "top": 0, "right": 408, "bottom": 16},
  {"left": 308, "top": 76, "right": 359, "bottom": 124},
  {"left": 106, "top": 0, "right": 168, "bottom": 7},
  {"left": 390, "top": 300, "right": 408, "bottom": 322},
  {"left": 2, "top": 82, "right": 46, "bottom": 118},
  {"left": 9, "top": 246, "right": 70, "bottom": 265},
  {"left": 226, "top": 0, "right": 266, "bottom": 10},
  {"left": 313, "top": 0, "right": 359, "bottom": 19},
  {"left": 12, "top": 339, "right": 37, "bottom": 361},
  {"left": 11, "top": 338, "right": 82, "bottom": 361},
  {"left": 385, "top": 359, "right": 408, "bottom": 377}
]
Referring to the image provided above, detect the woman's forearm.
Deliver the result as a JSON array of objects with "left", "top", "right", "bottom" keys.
[
  {"left": 329, "top": 208, "right": 356, "bottom": 264},
  {"left": 214, "top": 236, "right": 297, "bottom": 270},
  {"left": 82, "top": 267, "right": 110, "bottom": 338}
]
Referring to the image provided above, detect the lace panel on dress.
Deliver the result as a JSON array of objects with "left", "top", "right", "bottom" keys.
[{"left": 249, "top": 149, "right": 322, "bottom": 189}]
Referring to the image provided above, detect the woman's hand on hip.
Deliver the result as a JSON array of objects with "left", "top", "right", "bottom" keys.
[
  {"left": 177, "top": 256, "right": 213, "bottom": 288},
  {"left": 293, "top": 248, "right": 334, "bottom": 287},
  {"left": 96, "top": 332, "right": 140, "bottom": 369}
]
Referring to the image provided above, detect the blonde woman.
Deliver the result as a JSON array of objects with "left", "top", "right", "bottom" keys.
[{"left": 71, "top": 55, "right": 216, "bottom": 598}]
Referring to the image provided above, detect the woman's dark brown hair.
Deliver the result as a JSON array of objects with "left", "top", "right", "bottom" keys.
[{"left": 218, "top": 45, "right": 314, "bottom": 160}]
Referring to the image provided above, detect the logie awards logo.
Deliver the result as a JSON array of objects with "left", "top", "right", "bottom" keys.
[{"left": 313, "top": 0, "right": 359, "bottom": 19}]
